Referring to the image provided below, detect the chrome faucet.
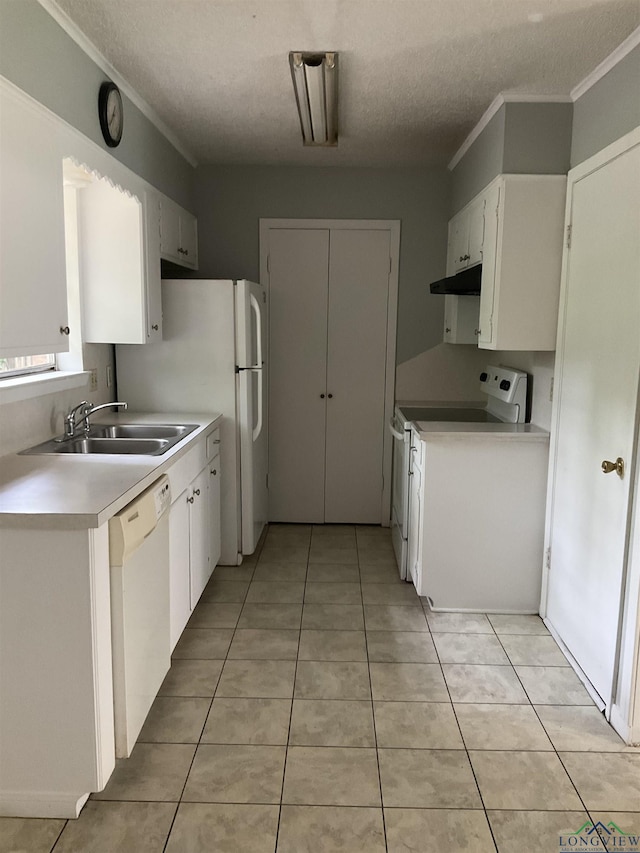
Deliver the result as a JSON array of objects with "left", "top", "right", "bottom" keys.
[{"left": 60, "top": 401, "right": 128, "bottom": 439}]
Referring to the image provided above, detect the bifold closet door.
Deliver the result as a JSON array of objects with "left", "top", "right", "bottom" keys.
[
  {"left": 324, "top": 229, "right": 391, "bottom": 523},
  {"left": 268, "top": 228, "right": 329, "bottom": 522}
]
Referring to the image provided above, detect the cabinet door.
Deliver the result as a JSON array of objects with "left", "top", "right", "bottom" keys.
[
  {"left": 450, "top": 210, "right": 470, "bottom": 273},
  {"left": 169, "top": 492, "right": 191, "bottom": 651},
  {"left": 179, "top": 211, "right": 198, "bottom": 270},
  {"left": 478, "top": 182, "right": 501, "bottom": 347},
  {"left": 208, "top": 457, "right": 221, "bottom": 572},
  {"left": 159, "top": 198, "right": 181, "bottom": 263},
  {"left": 0, "top": 87, "right": 68, "bottom": 357},
  {"left": 188, "top": 467, "right": 210, "bottom": 609},
  {"left": 445, "top": 219, "right": 458, "bottom": 277},
  {"left": 467, "top": 196, "right": 485, "bottom": 266},
  {"left": 407, "top": 446, "right": 422, "bottom": 592},
  {"left": 444, "top": 295, "right": 480, "bottom": 345},
  {"left": 80, "top": 177, "right": 148, "bottom": 344},
  {"left": 143, "top": 194, "right": 162, "bottom": 341},
  {"left": 481, "top": 176, "right": 566, "bottom": 351}
]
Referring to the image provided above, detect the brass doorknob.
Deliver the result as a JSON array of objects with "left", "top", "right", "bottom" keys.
[{"left": 602, "top": 457, "right": 624, "bottom": 478}]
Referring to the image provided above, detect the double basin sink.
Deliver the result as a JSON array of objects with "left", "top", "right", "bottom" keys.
[{"left": 21, "top": 423, "right": 199, "bottom": 456}]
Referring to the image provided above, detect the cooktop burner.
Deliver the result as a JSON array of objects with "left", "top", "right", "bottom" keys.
[{"left": 398, "top": 406, "right": 502, "bottom": 424}]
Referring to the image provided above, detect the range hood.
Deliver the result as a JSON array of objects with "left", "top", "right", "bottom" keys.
[{"left": 429, "top": 264, "right": 482, "bottom": 295}]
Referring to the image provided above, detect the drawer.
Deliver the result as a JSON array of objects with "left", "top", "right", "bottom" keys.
[
  {"left": 168, "top": 438, "right": 208, "bottom": 500},
  {"left": 206, "top": 428, "right": 221, "bottom": 462}
]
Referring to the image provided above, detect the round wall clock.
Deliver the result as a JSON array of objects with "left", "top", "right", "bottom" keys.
[{"left": 98, "top": 82, "right": 123, "bottom": 148}]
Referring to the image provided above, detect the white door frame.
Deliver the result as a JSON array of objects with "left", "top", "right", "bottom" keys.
[
  {"left": 260, "top": 218, "right": 400, "bottom": 527},
  {"left": 540, "top": 126, "right": 640, "bottom": 744}
]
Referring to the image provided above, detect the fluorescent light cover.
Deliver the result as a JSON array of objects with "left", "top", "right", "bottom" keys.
[{"left": 289, "top": 52, "right": 338, "bottom": 146}]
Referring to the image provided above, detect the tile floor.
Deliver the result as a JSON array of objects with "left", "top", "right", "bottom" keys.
[{"left": 2, "top": 524, "right": 639, "bottom": 852}]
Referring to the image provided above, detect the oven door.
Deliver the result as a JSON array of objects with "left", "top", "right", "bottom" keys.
[{"left": 389, "top": 415, "right": 410, "bottom": 579}]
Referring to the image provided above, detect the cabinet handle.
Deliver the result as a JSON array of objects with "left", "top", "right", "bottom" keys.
[
  {"left": 151, "top": 324, "right": 159, "bottom": 331},
  {"left": 462, "top": 253, "right": 470, "bottom": 261},
  {"left": 475, "top": 329, "right": 480, "bottom": 336},
  {"left": 445, "top": 327, "right": 451, "bottom": 334},
  {"left": 194, "top": 488, "right": 201, "bottom": 496},
  {"left": 210, "top": 468, "right": 217, "bottom": 475},
  {"left": 328, "top": 393, "right": 333, "bottom": 399},
  {"left": 187, "top": 495, "right": 194, "bottom": 504},
  {"left": 177, "top": 247, "right": 189, "bottom": 256},
  {"left": 320, "top": 393, "right": 325, "bottom": 399},
  {"left": 60, "top": 325, "right": 70, "bottom": 335}
]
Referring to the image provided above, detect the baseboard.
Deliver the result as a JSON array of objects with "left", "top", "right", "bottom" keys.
[{"left": 0, "top": 790, "right": 89, "bottom": 819}]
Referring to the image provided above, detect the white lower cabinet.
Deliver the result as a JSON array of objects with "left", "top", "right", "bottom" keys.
[
  {"left": 168, "top": 432, "right": 221, "bottom": 649},
  {"left": 406, "top": 431, "right": 424, "bottom": 591},
  {"left": 0, "top": 524, "right": 115, "bottom": 818},
  {"left": 188, "top": 465, "right": 212, "bottom": 609},
  {"left": 408, "top": 432, "right": 548, "bottom": 612},
  {"left": 209, "top": 459, "right": 222, "bottom": 570}
]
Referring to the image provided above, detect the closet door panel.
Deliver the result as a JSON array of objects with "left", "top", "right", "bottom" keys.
[
  {"left": 324, "top": 229, "right": 390, "bottom": 523},
  {"left": 268, "top": 228, "right": 329, "bottom": 522}
]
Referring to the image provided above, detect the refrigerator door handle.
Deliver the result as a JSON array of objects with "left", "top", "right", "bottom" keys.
[
  {"left": 252, "top": 367, "right": 263, "bottom": 442},
  {"left": 250, "top": 293, "right": 262, "bottom": 369}
]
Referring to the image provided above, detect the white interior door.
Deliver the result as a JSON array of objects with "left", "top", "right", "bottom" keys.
[
  {"left": 324, "top": 229, "right": 391, "bottom": 523},
  {"left": 268, "top": 229, "right": 329, "bottom": 522},
  {"left": 546, "top": 140, "right": 640, "bottom": 704}
]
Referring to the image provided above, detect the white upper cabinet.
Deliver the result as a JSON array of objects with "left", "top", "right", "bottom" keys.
[
  {"left": 0, "top": 84, "right": 69, "bottom": 357},
  {"left": 443, "top": 294, "right": 480, "bottom": 344},
  {"left": 443, "top": 195, "right": 483, "bottom": 344},
  {"left": 448, "top": 195, "right": 485, "bottom": 274},
  {"left": 160, "top": 197, "right": 198, "bottom": 270},
  {"left": 478, "top": 175, "right": 566, "bottom": 351},
  {"left": 79, "top": 178, "right": 162, "bottom": 344}
]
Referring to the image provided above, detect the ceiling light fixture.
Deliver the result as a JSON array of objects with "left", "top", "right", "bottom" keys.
[{"left": 289, "top": 52, "right": 339, "bottom": 146}]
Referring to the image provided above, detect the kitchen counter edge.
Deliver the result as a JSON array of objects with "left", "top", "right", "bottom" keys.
[{"left": 0, "top": 412, "right": 223, "bottom": 530}]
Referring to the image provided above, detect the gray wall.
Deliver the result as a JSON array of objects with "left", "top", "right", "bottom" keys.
[
  {"left": 503, "top": 102, "right": 573, "bottom": 175},
  {"left": 451, "top": 106, "right": 505, "bottom": 213},
  {"left": 194, "top": 165, "right": 451, "bottom": 365},
  {"left": 0, "top": 0, "right": 195, "bottom": 209},
  {"left": 571, "top": 44, "right": 640, "bottom": 167},
  {"left": 451, "top": 101, "right": 573, "bottom": 213}
]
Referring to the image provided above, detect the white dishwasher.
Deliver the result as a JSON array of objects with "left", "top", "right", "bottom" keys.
[{"left": 109, "top": 475, "right": 171, "bottom": 758}]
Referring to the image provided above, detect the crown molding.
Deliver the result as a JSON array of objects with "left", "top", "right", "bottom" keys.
[
  {"left": 447, "top": 93, "right": 572, "bottom": 171},
  {"left": 37, "top": 0, "right": 198, "bottom": 167},
  {"left": 571, "top": 25, "right": 640, "bottom": 102}
]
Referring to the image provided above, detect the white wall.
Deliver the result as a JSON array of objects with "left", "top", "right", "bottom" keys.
[{"left": 395, "top": 344, "right": 489, "bottom": 403}]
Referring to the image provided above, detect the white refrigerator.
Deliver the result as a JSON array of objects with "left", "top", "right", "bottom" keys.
[{"left": 116, "top": 279, "right": 268, "bottom": 565}]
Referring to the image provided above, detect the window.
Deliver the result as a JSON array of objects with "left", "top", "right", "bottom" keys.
[{"left": 0, "top": 353, "right": 55, "bottom": 379}]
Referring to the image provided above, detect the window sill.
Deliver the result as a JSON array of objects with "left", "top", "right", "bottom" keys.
[{"left": 0, "top": 371, "right": 90, "bottom": 404}]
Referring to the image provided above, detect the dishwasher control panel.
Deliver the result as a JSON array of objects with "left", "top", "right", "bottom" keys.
[
  {"left": 153, "top": 478, "right": 172, "bottom": 521},
  {"left": 109, "top": 475, "right": 171, "bottom": 567}
]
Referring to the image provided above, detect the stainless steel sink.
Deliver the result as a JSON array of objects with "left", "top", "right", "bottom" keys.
[
  {"left": 90, "top": 423, "right": 198, "bottom": 440},
  {"left": 50, "top": 437, "right": 171, "bottom": 455},
  {"left": 20, "top": 423, "right": 199, "bottom": 456}
]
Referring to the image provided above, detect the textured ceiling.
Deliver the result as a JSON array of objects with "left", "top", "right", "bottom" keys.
[{"left": 52, "top": 0, "right": 640, "bottom": 167}]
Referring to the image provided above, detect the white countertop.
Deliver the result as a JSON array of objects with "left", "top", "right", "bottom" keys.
[
  {"left": 0, "top": 412, "right": 222, "bottom": 529},
  {"left": 413, "top": 421, "right": 549, "bottom": 441}
]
